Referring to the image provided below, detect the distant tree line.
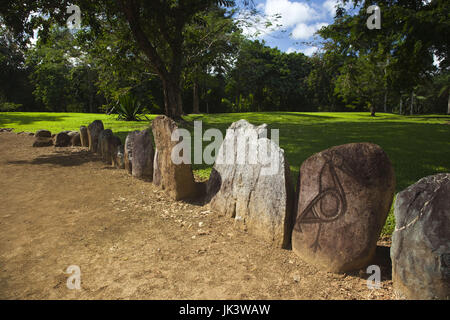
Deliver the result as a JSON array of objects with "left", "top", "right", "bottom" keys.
[{"left": 0, "top": 0, "right": 448, "bottom": 117}]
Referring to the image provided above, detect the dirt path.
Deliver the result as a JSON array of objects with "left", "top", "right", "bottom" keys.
[{"left": 0, "top": 132, "right": 394, "bottom": 300}]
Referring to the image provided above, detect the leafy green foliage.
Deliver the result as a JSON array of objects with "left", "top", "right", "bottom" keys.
[{"left": 115, "top": 92, "right": 146, "bottom": 121}]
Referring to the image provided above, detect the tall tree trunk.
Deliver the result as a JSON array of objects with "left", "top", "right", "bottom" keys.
[
  {"left": 192, "top": 81, "right": 200, "bottom": 114},
  {"left": 447, "top": 92, "right": 450, "bottom": 114},
  {"left": 162, "top": 77, "right": 182, "bottom": 119},
  {"left": 410, "top": 90, "right": 414, "bottom": 115},
  {"left": 384, "top": 91, "right": 387, "bottom": 113},
  {"left": 399, "top": 95, "right": 403, "bottom": 115}
]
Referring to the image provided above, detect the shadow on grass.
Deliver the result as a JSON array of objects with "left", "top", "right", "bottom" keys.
[{"left": 0, "top": 113, "right": 71, "bottom": 128}]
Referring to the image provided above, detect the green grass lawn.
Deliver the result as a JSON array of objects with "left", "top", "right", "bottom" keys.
[{"left": 2, "top": 111, "right": 449, "bottom": 236}]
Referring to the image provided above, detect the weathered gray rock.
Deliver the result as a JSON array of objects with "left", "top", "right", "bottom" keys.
[
  {"left": 113, "top": 145, "right": 125, "bottom": 169},
  {"left": 131, "top": 129, "right": 154, "bottom": 180},
  {"left": 54, "top": 131, "right": 72, "bottom": 147},
  {"left": 108, "top": 136, "right": 122, "bottom": 165},
  {"left": 69, "top": 132, "right": 81, "bottom": 146},
  {"left": 87, "top": 120, "right": 104, "bottom": 153},
  {"left": 292, "top": 143, "right": 395, "bottom": 273},
  {"left": 152, "top": 115, "right": 202, "bottom": 200},
  {"left": 97, "top": 129, "right": 114, "bottom": 163},
  {"left": 0, "top": 128, "right": 14, "bottom": 132},
  {"left": 206, "top": 119, "right": 294, "bottom": 248},
  {"left": 124, "top": 131, "right": 139, "bottom": 174},
  {"left": 80, "top": 126, "right": 89, "bottom": 147},
  {"left": 391, "top": 173, "right": 450, "bottom": 300},
  {"left": 33, "top": 130, "right": 53, "bottom": 147}
]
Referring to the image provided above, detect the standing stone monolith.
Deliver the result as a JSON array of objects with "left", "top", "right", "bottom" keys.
[
  {"left": 54, "top": 131, "right": 71, "bottom": 147},
  {"left": 70, "top": 132, "right": 81, "bottom": 146},
  {"left": 391, "top": 173, "right": 450, "bottom": 300},
  {"left": 206, "top": 119, "right": 295, "bottom": 248},
  {"left": 87, "top": 120, "right": 104, "bottom": 153},
  {"left": 80, "top": 126, "right": 89, "bottom": 147},
  {"left": 114, "top": 145, "right": 125, "bottom": 169},
  {"left": 108, "top": 136, "right": 122, "bottom": 166},
  {"left": 151, "top": 115, "right": 201, "bottom": 200},
  {"left": 131, "top": 129, "right": 154, "bottom": 180},
  {"left": 292, "top": 143, "right": 395, "bottom": 273},
  {"left": 124, "top": 131, "right": 139, "bottom": 174},
  {"left": 97, "top": 129, "right": 114, "bottom": 163}
]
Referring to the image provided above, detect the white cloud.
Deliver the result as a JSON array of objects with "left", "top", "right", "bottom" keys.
[
  {"left": 291, "top": 22, "right": 328, "bottom": 40},
  {"left": 264, "top": 0, "right": 320, "bottom": 27},
  {"left": 286, "top": 46, "right": 318, "bottom": 56},
  {"left": 286, "top": 47, "right": 300, "bottom": 54},
  {"left": 301, "top": 46, "right": 319, "bottom": 56}
]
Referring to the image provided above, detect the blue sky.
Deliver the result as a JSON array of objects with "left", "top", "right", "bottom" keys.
[{"left": 238, "top": 0, "right": 355, "bottom": 56}]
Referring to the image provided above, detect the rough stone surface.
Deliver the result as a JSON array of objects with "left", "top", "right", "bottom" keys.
[
  {"left": 124, "top": 131, "right": 139, "bottom": 174},
  {"left": 152, "top": 115, "right": 202, "bottom": 200},
  {"left": 33, "top": 130, "right": 53, "bottom": 147},
  {"left": 108, "top": 136, "right": 122, "bottom": 166},
  {"left": 35, "top": 130, "right": 51, "bottom": 138},
  {"left": 87, "top": 120, "right": 104, "bottom": 153},
  {"left": 113, "top": 145, "right": 125, "bottom": 169},
  {"left": 206, "top": 120, "right": 294, "bottom": 248},
  {"left": 391, "top": 173, "right": 450, "bottom": 300},
  {"left": 54, "top": 132, "right": 71, "bottom": 147},
  {"left": 292, "top": 143, "right": 395, "bottom": 273},
  {"left": 97, "top": 129, "right": 114, "bottom": 163},
  {"left": 131, "top": 129, "right": 154, "bottom": 180},
  {"left": 80, "top": 126, "right": 89, "bottom": 147},
  {"left": 70, "top": 132, "right": 81, "bottom": 146}
]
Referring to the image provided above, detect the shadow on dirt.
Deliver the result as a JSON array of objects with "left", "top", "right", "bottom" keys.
[{"left": 8, "top": 149, "right": 101, "bottom": 167}]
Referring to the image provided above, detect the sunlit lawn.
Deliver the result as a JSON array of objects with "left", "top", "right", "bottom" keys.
[{"left": 2, "top": 111, "right": 449, "bottom": 235}]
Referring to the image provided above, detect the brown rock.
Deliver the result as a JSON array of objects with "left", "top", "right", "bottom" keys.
[
  {"left": 292, "top": 143, "right": 395, "bottom": 273},
  {"left": 151, "top": 115, "right": 201, "bottom": 200},
  {"left": 113, "top": 145, "right": 125, "bottom": 169},
  {"left": 70, "top": 132, "right": 81, "bottom": 146},
  {"left": 32, "top": 130, "right": 53, "bottom": 147},
  {"left": 80, "top": 126, "right": 89, "bottom": 147},
  {"left": 124, "top": 131, "right": 139, "bottom": 174},
  {"left": 87, "top": 120, "right": 104, "bottom": 153},
  {"left": 131, "top": 129, "right": 154, "bottom": 180},
  {"left": 54, "top": 132, "right": 71, "bottom": 147}
]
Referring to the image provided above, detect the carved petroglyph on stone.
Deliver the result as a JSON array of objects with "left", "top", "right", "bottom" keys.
[{"left": 294, "top": 153, "right": 358, "bottom": 252}]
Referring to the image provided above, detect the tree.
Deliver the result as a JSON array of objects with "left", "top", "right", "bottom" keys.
[
  {"left": 0, "top": 0, "right": 252, "bottom": 119},
  {"left": 320, "top": 0, "right": 449, "bottom": 115}
]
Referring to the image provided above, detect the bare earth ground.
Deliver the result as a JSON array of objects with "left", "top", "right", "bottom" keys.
[{"left": 0, "top": 132, "right": 394, "bottom": 300}]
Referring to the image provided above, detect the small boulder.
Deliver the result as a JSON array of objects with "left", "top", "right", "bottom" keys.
[
  {"left": 113, "top": 145, "right": 125, "bottom": 169},
  {"left": 80, "top": 126, "right": 89, "bottom": 147},
  {"left": 292, "top": 143, "right": 395, "bottom": 273},
  {"left": 70, "top": 132, "right": 81, "bottom": 146},
  {"left": 87, "top": 120, "right": 104, "bottom": 153},
  {"left": 124, "top": 131, "right": 139, "bottom": 174},
  {"left": 391, "top": 173, "right": 450, "bottom": 300},
  {"left": 107, "top": 136, "right": 122, "bottom": 165},
  {"left": 97, "top": 129, "right": 113, "bottom": 163},
  {"left": 131, "top": 129, "right": 154, "bottom": 180},
  {"left": 54, "top": 131, "right": 72, "bottom": 147},
  {"left": 33, "top": 130, "right": 53, "bottom": 147}
]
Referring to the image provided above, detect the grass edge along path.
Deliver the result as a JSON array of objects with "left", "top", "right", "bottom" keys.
[{"left": 2, "top": 111, "right": 449, "bottom": 236}]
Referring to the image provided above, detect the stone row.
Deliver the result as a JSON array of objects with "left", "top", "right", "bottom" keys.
[{"left": 27, "top": 118, "right": 448, "bottom": 299}]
